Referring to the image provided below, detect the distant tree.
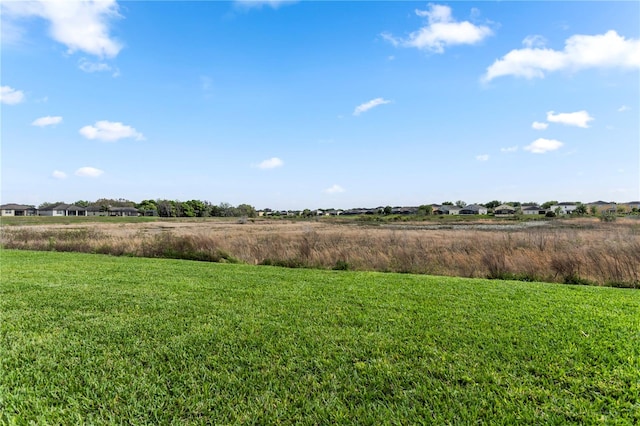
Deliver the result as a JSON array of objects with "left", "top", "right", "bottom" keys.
[
  {"left": 180, "top": 201, "right": 195, "bottom": 217},
  {"left": 484, "top": 200, "right": 502, "bottom": 209},
  {"left": 441, "top": 201, "right": 453, "bottom": 206},
  {"left": 589, "top": 205, "right": 598, "bottom": 215},
  {"left": 217, "top": 202, "right": 237, "bottom": 217},
  {"left": 73, "top": 200, "right": 90, "bottom": 207},
  {"left": 302, "top": 209, "right": 312, "bottom": 218},
  {"left": 136, "top": 200, "right": 158, "bottom": 215},
  {"left": 574, "top": 203, "right": 588, "bottom": 216},
  {"left": 383, "top": 206, "right": 392, "bottom": 215},
  {"left": 541, "top": 201, "right": 558, "bottom": 210},
  {"left": 455, "top": 200, "right": 466, "bottom": 208},
  {"left": 94, "top": 198, "right": 135, "bottom": 208},
  {"left": 417, "top": 205, "right": 433, "bottom": 215},
  {"left": 507, "top": 201, "right": 521, "bottom": 207},
  {"left": 156, "top": 200, "right": 176, "bottom": 217},
  {"left": 38, "top": 201, "right": 65, "bottom": 209},
  {"left": 236, "top": 204, "right": 257, "bottom": 218}
]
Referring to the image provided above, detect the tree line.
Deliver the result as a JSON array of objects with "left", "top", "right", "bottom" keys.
[{"left": 37, "top": 199, "right": 258, "bottom": 218}]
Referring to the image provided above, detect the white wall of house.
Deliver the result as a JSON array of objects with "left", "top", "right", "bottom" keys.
[{"left": 551, "top": 204, "right": 577, "bottom": 215}]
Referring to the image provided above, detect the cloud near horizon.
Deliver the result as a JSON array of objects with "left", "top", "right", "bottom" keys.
[
  {"left": 52, "top": 170, "right": 67, "bottom": 179},
  {"left": 32, "top": 116, "right": 63, "bottom": 127},
  {"left": 323, "top": 184, "right": 345, "bottom": 194},
  {"left": 546, "top": 110, "right": 593, "bottom": 128},
  {"left": 75, "top": 167, "right": 104, "bottom": 178},
  {"left": 234, "top": 0, "right": 298, "bottom": 10},
  {"left": 484, "top": 30, "right": 640, "bottom": 81},
  {"left": 1, "top": 0, "right": 123, "bottom": 58},
  {"left": 531, "top": 121, "right": 548, "bottom": 130},
  {"left": 382, "top": 4, "right": 493, "bottom": 53},
  {"left": 353, "top": 98, "right": 391, "bottom": 116},
  {"left": 256, "top": 157, "right": 284, "bottom": 170},
  {"left": 476, "top": 154, "right": 489, "bottom": 161},
  {"left": 79, "top": 120, "right": 145, "bottom": 142},
  {"left": 0, "top": 85, "right": 25, "bottom": 104},
  {"left": 524, "top": 138, "right": 563, "bottom": 154}
]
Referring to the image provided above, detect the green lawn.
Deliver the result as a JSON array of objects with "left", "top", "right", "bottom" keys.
[{"left": 1, "top": 250, "right": 638, "bottom": 424}]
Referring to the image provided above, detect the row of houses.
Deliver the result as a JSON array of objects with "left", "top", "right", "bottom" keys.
[
  {"left": 263, "top": 201, "right": 640, "bottom": 217},
  {"left": 2, "top": 201, "right": 639, "bottom": 218},
  {"left": 0, "top": 203, "right": 141, "bottom": 217}
]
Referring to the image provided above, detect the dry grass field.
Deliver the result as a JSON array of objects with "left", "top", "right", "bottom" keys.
[{"left": 2, "top": 217, "right": 639, "bottom": 287}]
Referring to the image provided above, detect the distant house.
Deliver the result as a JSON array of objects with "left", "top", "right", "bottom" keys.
[
  {"left": 0, "top": 203, "right": 38, "bottom": 216},
  {"left": 622, "top": 201, "right": 640, "bottom": 212},
  {"left": 39, "top": 203, "right": 87, "bottom": 217},
  {"left": 109, "top": 207, "right": 140, "bottom": 217},
  {"left": 522, "top": 205, "right": 547, "bottom": 215},
  {"left": 86, "top": 206, "right": 107, "bottom": 216},
  {"left": 459, "top": 204, "right": 488, "bottom": 215},
  {"left": 493, "top": 204, "right": 516, "bottom": 217},
  {"left": 550, "top": 202, "right": 578, "bottom": 215},
  {"left": 586, "top": 201, "right": 617, "bottom": 214},
  {"left": 391, "top": 206, "right": 418, "bottom": 215},
  {"left": 436, "top": 205, "right": 461, "bottom": 215}
]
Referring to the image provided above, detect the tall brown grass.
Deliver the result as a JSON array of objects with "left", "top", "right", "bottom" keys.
[{"left": 2, "top": 219, "right": 639, "bottom": 288}]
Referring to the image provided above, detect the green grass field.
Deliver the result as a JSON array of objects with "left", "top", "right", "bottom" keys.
[{"left": 1, "top": 250, "right": 639, "bottom": 424}]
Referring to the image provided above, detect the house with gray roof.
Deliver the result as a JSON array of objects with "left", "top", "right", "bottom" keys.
[
  {"left": 39, "top": 204, "right": 87, "bottom": 216},
  {"left": 493, "top": 204, "right": 516, "bottom": 216},
  {"left": 0, "top": 204, "right": 38, "bottom": 216},
  {"left": 459, "top": 204, "right": 488, "bottom": 215},
  {"left": 522, "top": 205, "right": 546, "bottom": 215}
]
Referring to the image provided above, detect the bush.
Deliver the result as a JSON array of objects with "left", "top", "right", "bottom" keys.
[{"left": 599, "top": 213, "right": 617, "bottom": 222}]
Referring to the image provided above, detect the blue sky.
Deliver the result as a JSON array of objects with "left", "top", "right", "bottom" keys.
[{"left": 2, "top": 0, "right": 639, "bottom": 210}]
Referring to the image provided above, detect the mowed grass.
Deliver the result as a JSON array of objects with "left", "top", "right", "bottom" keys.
[{"left": 1, "top": 250, "right": 638, "bottom": 424}]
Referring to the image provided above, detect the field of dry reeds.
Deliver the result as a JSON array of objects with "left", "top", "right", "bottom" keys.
[{"left": 2, "top": 217, "right": 639, "bottom": 287}]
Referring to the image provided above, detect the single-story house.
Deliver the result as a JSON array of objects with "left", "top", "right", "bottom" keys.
[
  {"left": 459, "top": 204, "right": 488, "bottom": 215},
  {"left": 0, "top": 203, "right": 38, "bottom": 216},
  {"left": 586, "top": 201, "right": 617, "bottom": 214},
  {"left": 391, "top": 206, "right": 419, "bottom": 215},
  {"left": 109, "top": 207, "right": 140, "bottom": 217},
  {"left": 434, "top": 205, "right": 462, "bottom": 215},
  {"left": 522, "top": 205, "right": 547, "bottom": 215},
  {"left": 622, "top": 201, "right": 640, "bottom": 212},
  {"left": 86, "top": 206, "right": 108, "bottom": 216},
  {"left": 493, "top": 204, "right": 516, "bottom": 217},
  {"left": 39, "top": 204, "right": 87, "bottom": 216}
]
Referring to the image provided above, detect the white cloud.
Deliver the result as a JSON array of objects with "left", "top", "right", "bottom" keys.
[
  {"left": 32, "top": 116, "right": 63, "bottom": 127},
  {"left": 1, "top": 0, "right": 122, "bottom": 58},
  {"left": 484, "top": 30, "right": 640, "bottom": 81},
  {"left": 0, "top": 85, "right": 25, "bottom": 104},
  {"left": 75, "top": 166, "right": 104, "bottom": 177},
  {"left": 618, "top": 105, "right": 630, "bottom": 112},
  {"left": 382, "top": 4, "right": 493, "bottom": 53},
  {"left": 78, "top": 58, "right": 119, "bottom": 76},
  {"left": 256, "top": 157, "right": 284, "bottom": 169},
  {"left": 524, "top": 138, "right": 563, "bottom": 154},
  {"left": 476, "top": 154, "right": 489, "bottom": 161},
  {"left": 323, "top": 184, "right": 345, "bottom": 194},
  {"left": 52, "top": 170, "right": 67, "bottom": 179},
  {"left": 522, "top": 35, "right": 547, "bottom": 49},
  {"left": 501, "top": 146, "right": 518, "bottom": 153},
  {"left": 234, "top": 0, "right": 298, "bottom": 9},
  {"left": 353, "top": 98, "right": 391, "bottom": 116},
  {"left": 531, "top": 121, "right": 548, "bottom": 130},
  {"left": 79, "top": 120, "right": 145, "bottom": 142},
  {"left": 546, "top": 110, "right": 593, "bottom": 128}
]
